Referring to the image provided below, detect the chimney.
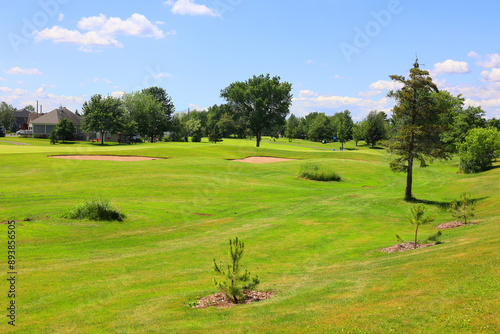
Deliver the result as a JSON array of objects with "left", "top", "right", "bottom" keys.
[{"left": 36, "top": 100, "right": 39, "bottom": 114}]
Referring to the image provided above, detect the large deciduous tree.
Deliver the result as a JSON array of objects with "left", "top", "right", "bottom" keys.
[
  {"left": 387, "top": 59, "right": 451, "bottom": 201},
  {"left": 220, "top": 74, "right": 292, "bottom": 147},
  {"left": 142, "top": 86, "right": 175, "bottom": 124},
  {"left": 82, "top": 94, "right": 124, "bottom": 145},
  {"left": 0, "top": 102, "right": 16, "bottom": 130},
  {"left": 458, "top": 127, "right": 500, "bottom": 173},
  {"left": 122, "top": 92, "right": 165, "bottom": 143}
]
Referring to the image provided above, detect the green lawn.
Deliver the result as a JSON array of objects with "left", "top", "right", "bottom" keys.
[{"left": 1, "top": 137, "right": 499, "bottom": 333}]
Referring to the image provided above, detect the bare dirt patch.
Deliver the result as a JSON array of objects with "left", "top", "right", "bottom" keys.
[
  {"left": 381, "top": 242, "right": 435, "bottom": 253},
  {"left": 232, "top": 156, "right": 296, "bottom": 163},
  {"left": 436, "top": 221, "right": 478, "bottom": 229},
  {"left": 3, "top": 141, "right": 30, "bottom": 145},
  {"left": 49, "top": 155, "right": 163, "bottom": 161},
  {"left": 193, "top": 291, "right": 273, "bottom": 309}
]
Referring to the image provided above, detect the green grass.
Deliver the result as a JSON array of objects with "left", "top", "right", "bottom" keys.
[
  {"left": 298, "top": 162, "right": 341, "bottom": 181},
  {"left": 0, "top": 137, "right": 499, "bottom": 333},
  {"left": 67, "top": 197, "right": 124, "bottom": 221}
]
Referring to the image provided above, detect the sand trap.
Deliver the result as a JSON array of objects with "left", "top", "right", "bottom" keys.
[
  {"left": 50, "top": 155, "right": 162, "bottom": 161},
  {"left": 233, "top": 156, "right": 296, "bottom": 163}
]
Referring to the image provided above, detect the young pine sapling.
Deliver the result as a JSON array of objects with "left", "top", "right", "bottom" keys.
[
  {"left": 449, "top": 192, "right": 476, "bottom": 225},
  {"left": 409, "top": 204, "right": 435, "bottom": 249},
  {"left": 213, "top": 237, "right": 260, "bottom": 304}
]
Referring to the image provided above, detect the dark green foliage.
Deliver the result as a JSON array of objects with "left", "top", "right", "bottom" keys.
[
  {"left": 449, "top": 192, "right": 476, "bottom": 224},
  {"left": 364, "top": 111, "right": 387, "bottom": 148},
  {"left": 49, "top": 131, "right": 58, "bottom": 144},
  {"left": 352, "top": 122, "right": 365, "bottom": 146},
  {"left": 208, "top": 123, "right": 223, "bottom": 143},
  {"left": 141, "top": 86, "right": 175, "bottom": 124},
  {"left": 82, "top": 94, "right": 124, "bottom": 145},
  {"left": 122, "top": 92, "right": 165, "bottom": 143},
  {"left": 298, "top": 162, "right": 341, "bottom": 182},
  {"left": 220, "top": 74, "right": 292, "bottom": 147},
  {"left": 191, "top": 131, "right": 202, "bottom": 142},
  {"left": 387, "top": 59, "right": 452, "bottom": 200},
  {"left": 10, "top": 121, "right": 19, "bottom": 133},
  {"left": 285, "top": 113, "right": 300, "bottom": 141},
  {"left": 334, "top": 110, "right": 353, "bottom": 149},
  {"left": 55, "top": 118, "right": 75, "bottom": 142},
  {"left": 0, "top": 101, "right": 16, "bottom": 130},
  {"left": 68, "top": 198, "right": 124, "bottom": 221},
  {"left": 213, "top": 237, "right": 260, "bottom": 304},
  {"left": 307, "top": 113, "right": 331, "bottom": 142},
  {"left": 458, "top": 127, "right": 500, "bottom": 173}
]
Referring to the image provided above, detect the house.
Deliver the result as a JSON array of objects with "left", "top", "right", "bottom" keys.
[
  {"left": 13, "top": 108, "right": 36, "bottom": 130},
  {"left": 30, "top": 107, "right": 84, "bottom": 138}
]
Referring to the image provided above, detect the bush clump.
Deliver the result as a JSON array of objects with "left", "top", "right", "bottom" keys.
[
  {"left": 68, "top": 198, "right": 124, "bottom": 221},
  {"left": 298, "top": 162, "right": 341, "bottom": 181}
]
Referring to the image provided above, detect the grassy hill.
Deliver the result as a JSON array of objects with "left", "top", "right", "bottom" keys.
[{"left": 1, "top": 137, "right": 498, "bottom": 333}]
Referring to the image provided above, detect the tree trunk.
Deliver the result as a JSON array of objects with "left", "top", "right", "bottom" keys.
[
  {"left": 414, "top": 224, "right": 419, "bottom": 249},
  {"left": 256, "top": 132, "right": 261, "bottom": 147},
  {"left": 405, "top": 152, "right": 413, "bottom": 200},
  {"left": 101, "top": 132, "right": 104, "bottom": 145}
]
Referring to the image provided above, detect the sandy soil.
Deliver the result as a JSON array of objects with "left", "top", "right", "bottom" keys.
[
  {"left": 233, "top": 156, "right": 296, "bottom": 163},
  {"left": 49, "top": 155, "right": 162, "bottom": 161}
]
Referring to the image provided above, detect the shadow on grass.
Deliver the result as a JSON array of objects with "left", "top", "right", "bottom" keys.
[{"left": 405, "top": 196, "right": 489, "bottom": 208}]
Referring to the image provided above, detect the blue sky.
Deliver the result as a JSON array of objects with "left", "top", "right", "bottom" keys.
[{"left": 1, "top": 0, "right": 500, "bottom": 120}]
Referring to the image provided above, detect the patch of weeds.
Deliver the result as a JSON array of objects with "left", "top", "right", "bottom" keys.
[
  {"left": 298, "top": 162, "right": 341, "bottom": 182},
  {"left": 67, "top": 197, "right": 124, "bottom": 221}
]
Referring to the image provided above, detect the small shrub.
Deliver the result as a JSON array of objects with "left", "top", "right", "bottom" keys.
[
  {"left": 449, "top": 192, "right": 476, "bottom": 224},
  {"left": 298, "top": 162, "right": 341, "bottom": 182},
  {"left": 213, "top": 237, "right": 260, "bottom": 304},
  {"left": 409, "top": 204, "right": 435, "bottom": 249},
  {"left": 68, "top": 198, "right": 124, "bottom": 221},
  {"left": 191, "top": 132, "right": 202, "bottom": 142}
]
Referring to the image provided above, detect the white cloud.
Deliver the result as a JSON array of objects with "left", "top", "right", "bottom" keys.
[
  {"left": 58, "top": 13, "right": 64, "bottom": 22},
  {"left": 358, "top": 90, "right": 382, "bottom": 98},
  {"left": 297, "top": 90, "right": 318, "bottom": 98},
  {"left": 481, "top": 68, "right": 500, "bottom": 82},
  {"left": 478, "top": 54, "right": 500, "bottom": 68},
  {"left": 0, "top": 77, "right": 5, "bottom": 81},
  {"left": 152, "top": 72, "right": 173, "bottom": 80},
  {"left": 433, "top": 59, "right": 470, "bottom": 75},
  {"left": 78, "top": 13, "right": 165, "bottom": 39},
  {"left": 0, "top": 85, "right": 86, "bottom": 112},
  {"left": 368, "top": 80, "right": 403, "bottom": 91},
  {"left": 188, "top": 103, "right": 208, "bottom": 111},
  {"left": 292, "top": 89, "right": 391, "bottom": 118},
  {"left": 305, "top": 59, "right": 316, "bottom": 64},
  {"left": 468, "top": 51, "right": 478, "bottom": 58},
  {"left": 111, "top": 91, "right": 124, "bottom": 98},
  {"left": 166, "top": 0, "right": 220, "bottom": 17},
  {"left": 34, "top": 13, "right": 167, "bottom": 50},
  {"left": 35, "top": 26, "right": 122, "bottom": 47},
  {"left": 5, "top": 67, "right": 42, "bottom": 75}
]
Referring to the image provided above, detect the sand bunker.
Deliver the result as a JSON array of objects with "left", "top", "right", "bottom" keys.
[
  {"left": 233, "top": 156, "right": 296, "bottom": 163},
  {"left": 50, "top": 155, "right": 162, "bottom": 161}
]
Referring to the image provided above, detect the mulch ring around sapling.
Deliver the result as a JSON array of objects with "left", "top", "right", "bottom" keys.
[
  {"left": 435, "top": 221, "right": 478, "bottom": 229},
  {"left": 381, "top": 242, "right": 436, "bottom": 253},
  {"left": 193, "top": 291, "right": 273, "bottom": 309}
]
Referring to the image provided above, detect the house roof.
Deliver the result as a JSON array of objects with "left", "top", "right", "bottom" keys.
[
  {"left": 14, "top": 109, "right": 31, "bottom": 118},
  {"left": 30, "top": 107, "right": 82, "bottom": 126}
]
